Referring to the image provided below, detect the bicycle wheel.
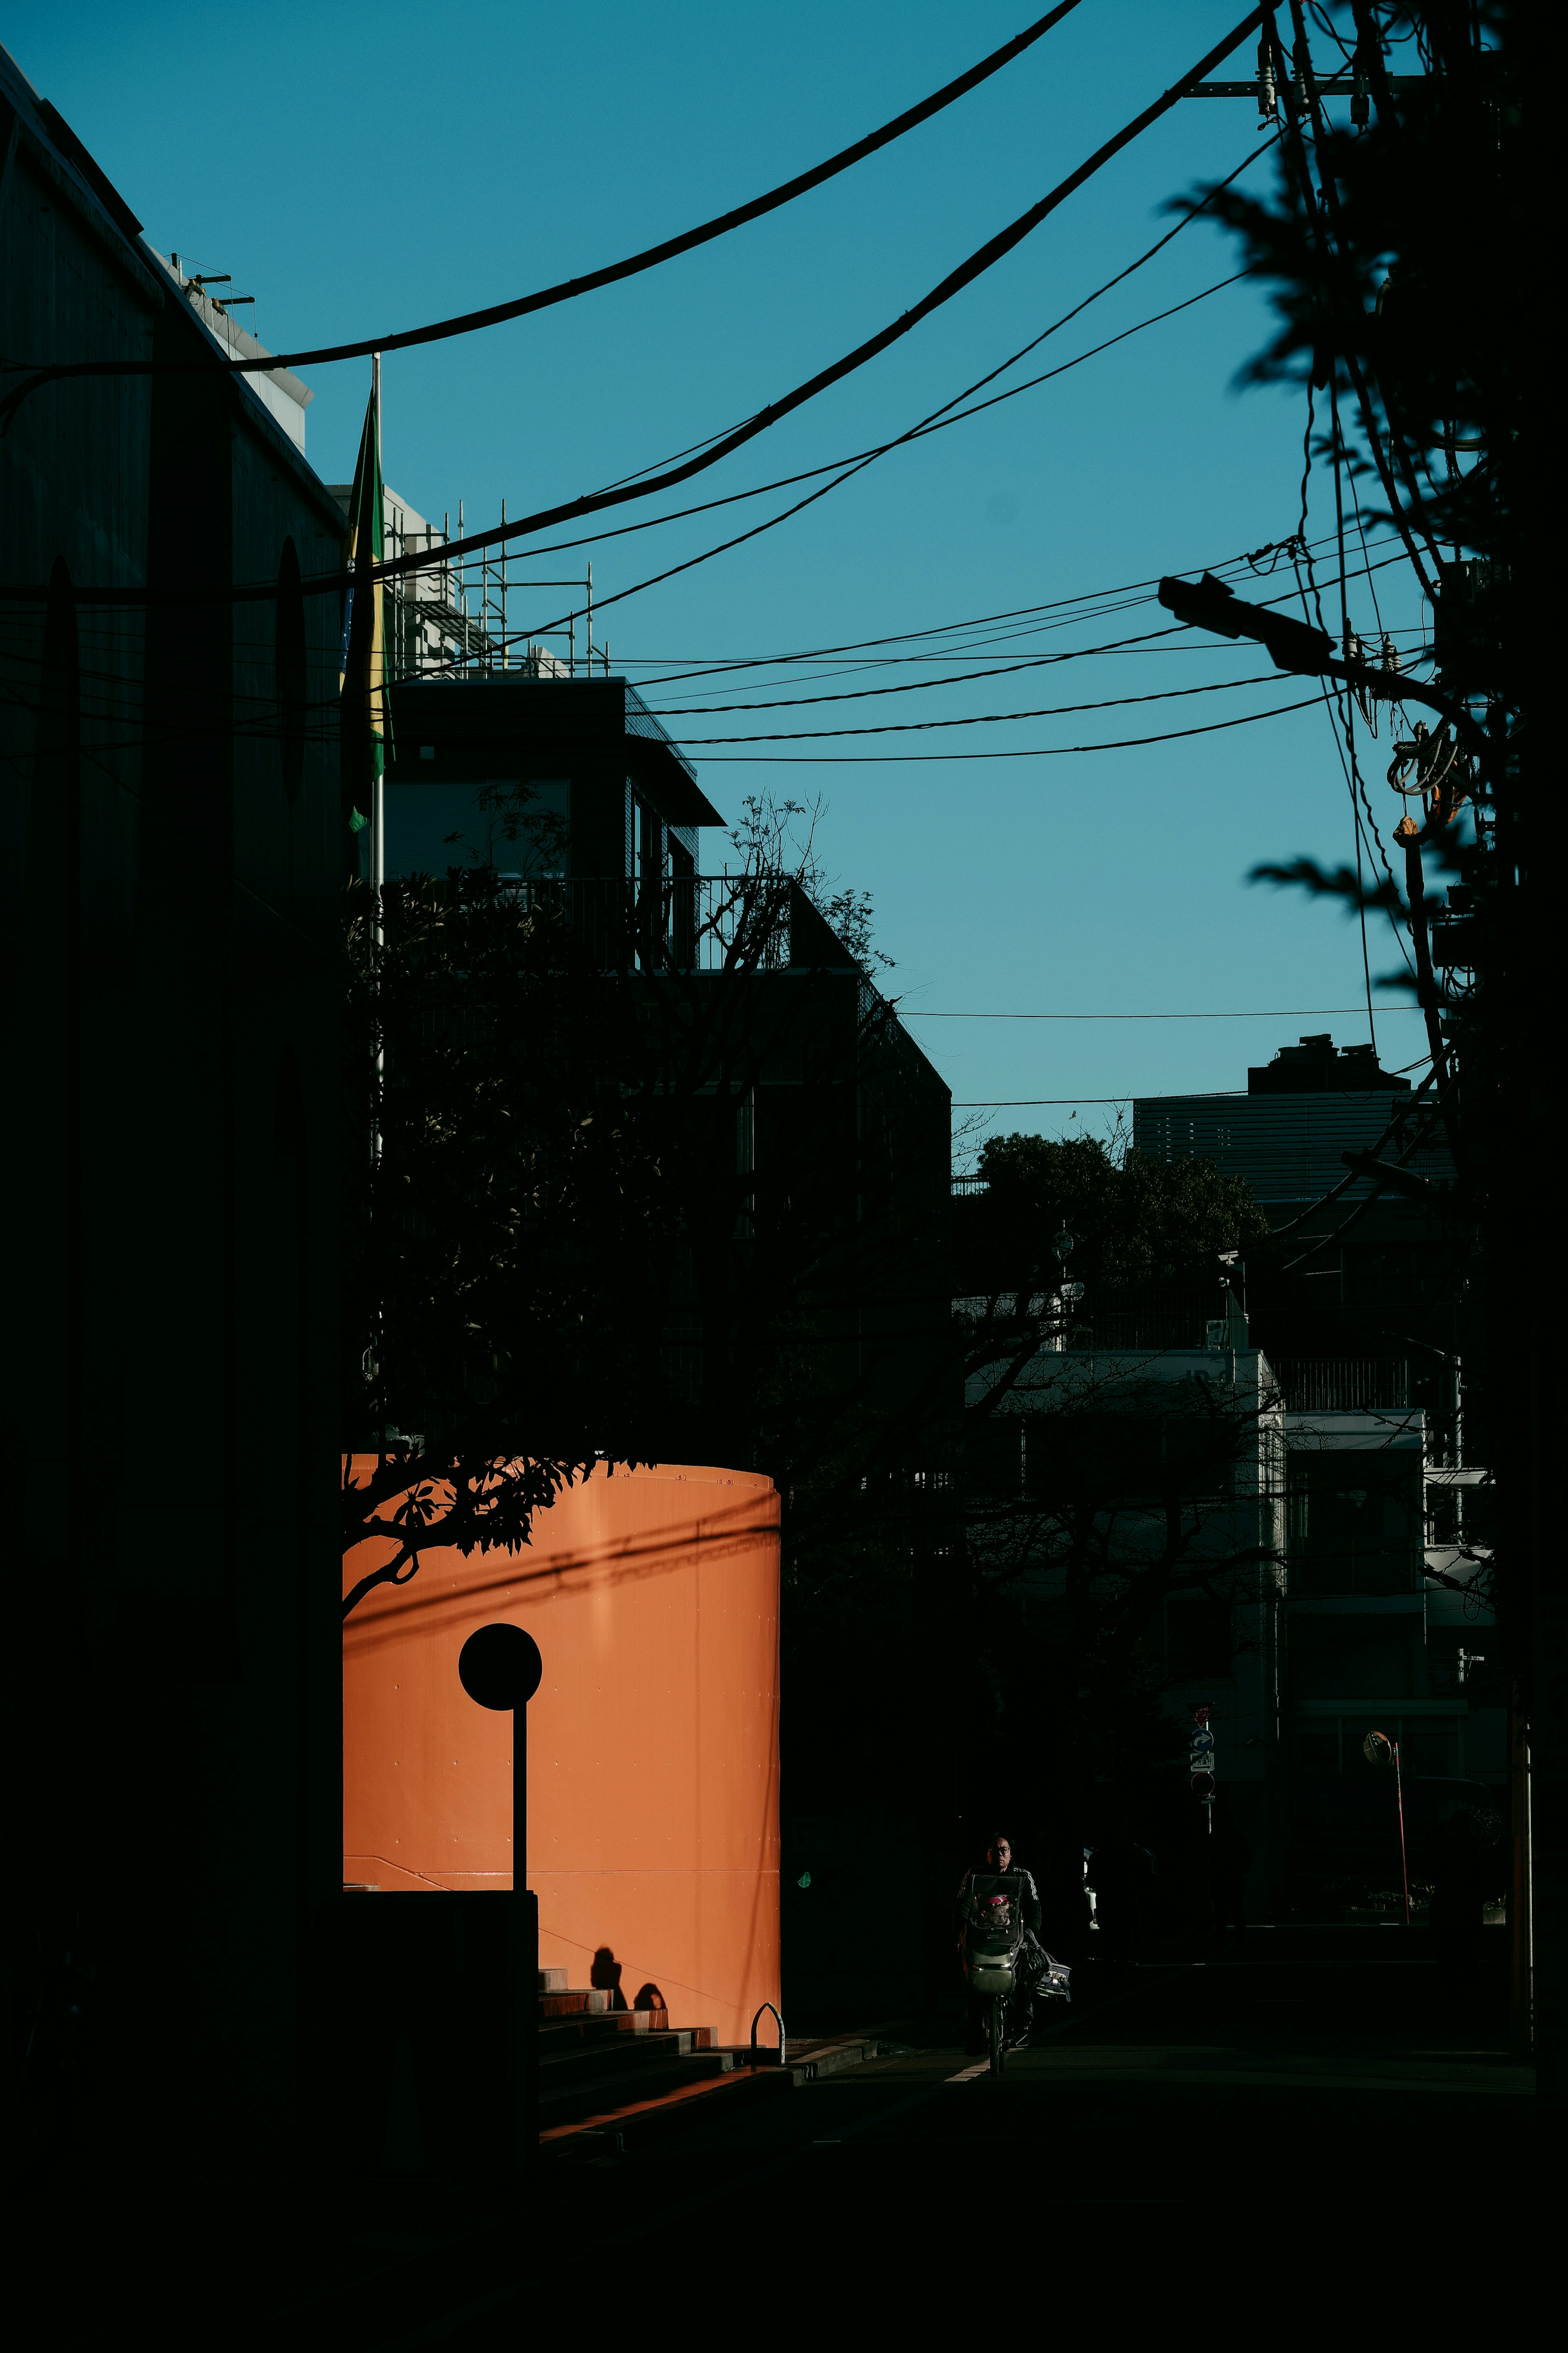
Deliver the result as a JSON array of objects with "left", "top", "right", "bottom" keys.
[{"left": 989, "top": 1996, "right": 1004, "bottom": 2076}]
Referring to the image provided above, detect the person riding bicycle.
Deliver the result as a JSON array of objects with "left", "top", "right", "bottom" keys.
[{"left": 957, "top": 1830, "right": 1045, "bottom": 2051}]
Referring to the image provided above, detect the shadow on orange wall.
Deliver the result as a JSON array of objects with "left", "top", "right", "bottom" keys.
[{"left": 342, "top": 1461, "right": 780, "bottom": 2047}]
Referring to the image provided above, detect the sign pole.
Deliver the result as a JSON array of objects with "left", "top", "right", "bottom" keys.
[
  {"left": 1190, "top": 1703, "right": 1216, "bottom": 1828},
  {"left": 459, "top": 1623, "right": 544, "bottom": 2165}
]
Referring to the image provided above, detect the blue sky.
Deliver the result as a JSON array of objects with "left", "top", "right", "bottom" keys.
[{"left": 7, "top": 0, "right": 1431, "bottom": 1153}]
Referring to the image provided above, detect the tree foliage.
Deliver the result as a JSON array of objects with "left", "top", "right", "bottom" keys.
[
  {"left": 339, "top": 801, "right": 901, "bottom": 1617},
  {"left": 1187, "top": 4, "right": 1534, "bottom": 1685},
  {"left": 340, "top": 869, "right": 673, "bottom": 1613},
  {"left": 958, "top": 1129, "right": 1267, "bottom": 1297}
]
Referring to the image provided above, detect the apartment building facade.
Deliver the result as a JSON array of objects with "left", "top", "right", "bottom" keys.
[{"left": 2, "top": 48, "right": 344, "bottom": 2170}]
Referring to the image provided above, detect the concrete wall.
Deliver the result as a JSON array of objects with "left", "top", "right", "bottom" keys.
[{"left": 343, "top": 1462, "right": 782, "bottom": 2047}]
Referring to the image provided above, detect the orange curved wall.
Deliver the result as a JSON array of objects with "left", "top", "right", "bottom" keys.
[{"left": 342, "top": 1462, "right": 780, "bottom": 2047}]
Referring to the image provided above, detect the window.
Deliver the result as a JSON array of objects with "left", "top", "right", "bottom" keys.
[
  {"left": 1288, "top": 1451, "right": 1422, "bottom": 1595},
  {"left": 1290, "top": 1615, "right": 1417, "bottom": 1700}
]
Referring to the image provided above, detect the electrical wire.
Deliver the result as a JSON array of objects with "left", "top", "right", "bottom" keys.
[
  {"left": 0, "top": 5, "right": 1087, "bottom": 401},
  {"left": 5, "top": 9, "right": 1271, "bottom": 612},
  {"left": 628, "top": 529, "right": 1401, "bottom": 687},
  {"left": 497, "top": 274, "right": 1264, "bottom": 656},
  {"left": 901, "top": 1006, "right": 1425, "bottom": 1020},
  {"left": 693, "top": 694, "right": 1319, "bottom": 761},
  {"left": 672, "top": 669, "right": 1282, "bottom": 744},
  {"left": 1329, "top": 381, "right": 1380, "bottom": 1056},
  {"left": 951, "top": 1089, "right": 1241, "bottom": 1105},
  {"left": 519, "top": 274, "right": 1257, "bottom": 645},
  {"left": 332, "top": 244, "right": 1272, "bottom": 627},
  {"left": 572, "top": 132, "right": 1276, "bottom": 509},
  {"left": 1289, "top": 462, "right": 1417, "bottom": 987},
  {"left": 481, "top": 543, "right": 1406, "bottom": 710},
  {"left": 0, "top": 532, "right": 1410, "bottom": 754}
]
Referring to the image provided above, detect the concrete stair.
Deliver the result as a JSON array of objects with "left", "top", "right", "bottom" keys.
[{"left": 536, "top": 1968, "right": 732, "bottom": 2129}]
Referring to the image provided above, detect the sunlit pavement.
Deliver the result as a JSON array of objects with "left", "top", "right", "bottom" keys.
[{"left": 324, "top": 1936, "right": 1534, "bottom": 2343}]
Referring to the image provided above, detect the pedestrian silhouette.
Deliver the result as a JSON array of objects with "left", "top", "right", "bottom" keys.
[{"left": 590, "top": 1945, "right": 628, "bottom": 2011}]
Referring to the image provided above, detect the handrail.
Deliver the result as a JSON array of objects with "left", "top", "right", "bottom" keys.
[{"left": 750, "top": 2002, "right": 786, "bottom": 2070}]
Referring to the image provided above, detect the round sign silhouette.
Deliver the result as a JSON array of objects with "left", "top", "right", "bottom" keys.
[{"left": 459, "top": 1622, "right": 543, "bottom": 1711}]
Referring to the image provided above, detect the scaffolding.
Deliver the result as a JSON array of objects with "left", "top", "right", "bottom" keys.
[{"left": 381, "top": 494, "right": 610, "bottom": 684}]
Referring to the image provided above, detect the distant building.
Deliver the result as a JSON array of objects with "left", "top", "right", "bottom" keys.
[
  {"left": 958, "top": 1321, "right": 1499, "bottom": 1915},
  {"left": 375, "top": 665, "right": 951, "bottom": 1459},
  {"left": 956, "top": 1019, "right": 1493, "bottom": 1916},
  {"left": 1134, "top": 1030, "right": 1454, "bottom": 1212},
  {"left": 963, "top": 1337, "right": 1286, "bottom": 1908}
]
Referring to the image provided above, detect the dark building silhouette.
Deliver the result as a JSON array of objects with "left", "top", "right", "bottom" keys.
[
  {"left": 3, "top": 50, "right": 343, "bottom": 2171},
  {"left": 1135, "top": 1030, "right": 1452, "bottom": 1222},
  {"left": 380, "top": 669, "right": 953, "bottom": 1466},
  {"left": 379, "top": 665, "right": 955, "bottom": 2014},
  {"left": 1245, "top": 1032, "right": 1411, "bottom": 1095}
]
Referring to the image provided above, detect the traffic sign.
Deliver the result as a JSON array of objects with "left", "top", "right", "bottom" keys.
[{"left": 1190, "top": 1704, "right": 1216, "bottom": 1813}]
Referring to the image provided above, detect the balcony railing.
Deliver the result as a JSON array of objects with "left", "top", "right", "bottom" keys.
[
  {"left": 487, "top": 873, "right": 800, "bottom": 974},
  {"left": 1274, "top": 1360, "right": 1411, "bottom": 1413}
]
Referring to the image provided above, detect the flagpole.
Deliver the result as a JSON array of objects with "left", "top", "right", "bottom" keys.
[
  {"left": 370, "top": 351, "right": 385, "bottom": 919},
  {"left": 369, "top": 352, "right": 385, "bottom": 1200}
]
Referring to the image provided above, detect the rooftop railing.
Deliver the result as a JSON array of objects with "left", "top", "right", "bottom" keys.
[
  {"left": 488, "top": 873, "right": 803, "bottom": 975},
  {"left": 1274, "top": 1360, "right": 1412, "bottom": 1413}
]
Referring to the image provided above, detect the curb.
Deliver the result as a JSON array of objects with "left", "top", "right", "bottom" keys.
[{"left": 542, "top": 2028, "right": 900, "bottom": 2152}]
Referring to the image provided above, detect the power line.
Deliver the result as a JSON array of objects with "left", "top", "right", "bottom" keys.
[
  {"left": 445, "top": 537, "right": 1403, "bottom": 709},
  {"left": 381, "top": 15, "right": 1265, "bottom": 589},
  {"left": 902, "top": 1006, "right": 1426, "bottom": 1021},
  {"left": 672, "top": 669, "right": 1283, "bottom": 743},
  {"left": 505, "top": 270, "right": 1261, "bottom": 650},
  {"left": 0, "top": 4, "right": 1087, "bottom": 405},
  {"left": 16, "top": 684, "right": 1319, "bottom": 771},
  {"left": 7, "top": 8, "right": 1266, "bottom": 612},
  {"left": 340, "top": 170, "right": 1276, "bottom": 635},
  {"left": 629, "top": 531, "right": 1400, "bottom": 688},
  {"left": 695, "top": 693, "right": 1319, "bottom": 759},
  {"left": 0, "top": 533, "right": 1410, "bottom": 762},
  {"left": 583, "top": 129, "right": 1277, "bottom": 513},
  {"left": 952, "top": 1091, "right": 1244, "bottom": 1105}
]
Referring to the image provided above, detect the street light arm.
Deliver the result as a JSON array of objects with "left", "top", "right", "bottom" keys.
[
  {"left": 1321, "top": 654, "right": 1489, "bottom": 762},
  {"left": 1157, "top": 572, "right": 1491, "bottom": 763}
]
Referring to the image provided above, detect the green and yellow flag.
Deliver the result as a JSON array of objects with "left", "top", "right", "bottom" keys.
[{"left": 341, "top": 372, "right": 391, "bottom": 827}]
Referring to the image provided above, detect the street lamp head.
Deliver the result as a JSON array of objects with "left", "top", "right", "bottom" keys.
[{"left": 1052, "top": 1229, "right": 1075, "bottom": 1260}]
